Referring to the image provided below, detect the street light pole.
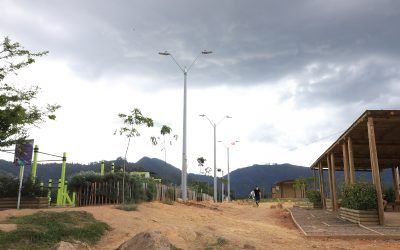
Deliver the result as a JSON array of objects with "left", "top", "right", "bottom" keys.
[
  {"left": 182, "top": 67, "right": 187, "bottom": 199},
  {"left": 218, "top": 140, "right": 239, "bottom": 201},
  {"left": 159, "top": 50, "right": 212, "bottom": 201},
  {"left": 213, "top": 124, "right": 217, "bottom": 202},
  {"left": 221, "top": 170, "right": 224, "bottom": 202},
  {"left": 200, "top": 114, "right": 232, "bottom": 202},
  {"left": 217, "top": 168, "right": 224, "bottom": 202}
]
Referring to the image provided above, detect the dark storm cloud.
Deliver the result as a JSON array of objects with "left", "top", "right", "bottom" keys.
[{"left": 1, "top": 0, "right": 400, "bottom": 103}]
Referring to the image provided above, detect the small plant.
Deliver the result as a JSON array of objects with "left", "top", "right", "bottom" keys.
[
  {"left": 384, "top": 187, "right": 395, "bottom": 203},
  {"left": 115, "top": 203, "right": 138, "bottom": 211},
  {"left": 217, "top": 236, "right": 228, "bottom": 246},
  {"left": 163, "top": 200, "right": 174, "bottom": 205},
  {"left": 305, "top": 190, "right": 321, "bottom": 204},
  {"left": 341, "top": 182, "right": 377, "bottom": 210}
]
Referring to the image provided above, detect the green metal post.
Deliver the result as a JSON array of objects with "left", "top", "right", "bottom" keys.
[
  {"left": 56, "top": 178, "right": 62, "bottom": 206},
  {"left": 101, "top": 160, "right": 105, "bottom": 176},
  {"left": 72, "top": 192, "right": 76, "bottom": 206},
  {"left": 48, "top": 179, "right": 53, "bottom": 205},
  {"left": 57, "top": 152, "right": 67, "bottom": 206},
  {"left": 31, "top": 145, "right": 39, "bottom": 182},
  {"left": 111, "top": 162, "right": 115, "bottom": 173},
  {"left": 63, "top": 181, "right": 68, "bottom": 205}
]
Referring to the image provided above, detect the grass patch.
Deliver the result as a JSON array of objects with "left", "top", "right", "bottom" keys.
[
  {"left": 0, "top": 211, "right": 109, "bottom": 249},
  {"left": 115, "top": 203, "right": 138, "bottom": 211}
]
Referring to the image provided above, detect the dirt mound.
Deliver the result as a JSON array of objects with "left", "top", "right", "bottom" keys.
[
  {"left": 118, "top": 230, "right": 171, "bottom": 250},
  {"left": 177, "top": 200, "right": 219, "bottom": 210}
]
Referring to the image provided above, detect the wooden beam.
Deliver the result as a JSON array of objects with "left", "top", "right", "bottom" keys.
[
  {"left": 330, "top": 153, "right": 338, "bottom": 211},
  {"left": 367, "top": 117, "right": 384, "bottom": 225},
  {"left": 327, "top": 155, "right": 334, "bottom": 210},
  {"left": 393, "top": 166, "right": 400, "bottom": 201},
  {"left": 342, "top": 142, "right": 350, "bottom": 185},
  {"left": 318, "top": 162, "right": 326, "bottom": 209},
  {"left": 348, "top": 137, "right": 356, "bottom": 184},
  {"left": 313, "top": 169, "right": 317, "bottom": 190}
]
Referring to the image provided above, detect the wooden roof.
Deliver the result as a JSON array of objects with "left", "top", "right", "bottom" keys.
[
  {"left": 310, "top": 110, "right": 400, "bottom": 171},
  {"left": 272, "top": 179, "right": 295, "bottom": 186}
]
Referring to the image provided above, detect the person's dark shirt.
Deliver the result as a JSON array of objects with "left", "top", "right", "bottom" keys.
[{"left": 254, "top": 189, "right": 261, "bottom": 198}]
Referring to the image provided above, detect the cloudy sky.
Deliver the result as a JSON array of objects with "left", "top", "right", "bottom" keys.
[{"left": 1, "top": 0, "right": 399, "bottom": 174}]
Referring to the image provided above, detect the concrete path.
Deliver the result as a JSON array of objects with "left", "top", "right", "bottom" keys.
[{"left": 288, "top": 207, "right": 400, "bottom": 238}]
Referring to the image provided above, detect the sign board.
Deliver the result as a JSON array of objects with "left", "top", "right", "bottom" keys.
[{"left": 14, "top": 139, "right": 34, "bottom": 166}]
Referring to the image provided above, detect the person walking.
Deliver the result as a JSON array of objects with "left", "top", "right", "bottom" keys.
[{"left": 254, "top": 186, "right": 261, "bottom": 207}]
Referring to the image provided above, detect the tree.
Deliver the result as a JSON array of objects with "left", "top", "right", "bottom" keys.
[
  {"left": 197, "top": 157, "right": 211, "bottom": 175},
  {"left": 293, "top": 176, "right": 308, "bottom": 198},
  {"left": 0, "top": 37, "right": 60, "bottom": 147},
  {"left": 115, "top": 108, "right": 154, "bottom": 203},
  {"left": 150, "top": 125, "right": 178, "bottom": 167}
]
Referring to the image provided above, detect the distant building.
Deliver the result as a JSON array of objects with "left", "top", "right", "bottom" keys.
[
  {"left": 271, "top": 179, "right": 304, "bottom": 198},
  {"left": 130, "top": 171, "right": 150, "bottom": 178}
]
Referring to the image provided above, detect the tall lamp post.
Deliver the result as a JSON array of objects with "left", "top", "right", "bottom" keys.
[
  {"left": 159, "top": 50, "right": 212, "bottom": 201},
  {"left": 217, "top": 168, "right": 224, "bottom": 202},
  {"left": 218, "top": 140, "right": 239, "bottom": 201},
  {"left": 200, "top": 114, "right": 232, "bottom": 202}
]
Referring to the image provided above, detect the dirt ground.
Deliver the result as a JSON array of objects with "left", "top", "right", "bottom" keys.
[{"left": 1, "top": 201, "right": 400, "bottom": 249}]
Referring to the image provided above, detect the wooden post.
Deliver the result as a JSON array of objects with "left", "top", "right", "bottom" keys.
[
  {"left": 392, "top": 166, "right": 400, "bottom": 201},
  {"left": 318, "top": 162, "right": 326, "bottom": 208},
  {"left": 313, "top": 169, "right": 317, "bottom": 190},
  {"left": 330, "top": 153, "right": 338, "bottom": 211},
  {"left": 342, "top": 142, "right": 350, "bottom": 185},
  {"left": 347, "top": 137, "right": 356, "bottom": 184},
  {"left": 327, "top": 155, "right": 334, "bottom": 210},
  {"left": 367, "top": 117, "right": 384, "bottom": 225}
]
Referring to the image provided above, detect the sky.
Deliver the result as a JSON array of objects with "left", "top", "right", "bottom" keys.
[{"left": 1, "top": 0, "right": 400, "bottom": 174}]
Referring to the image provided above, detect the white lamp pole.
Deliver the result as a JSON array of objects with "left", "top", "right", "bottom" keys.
[
  {"left": 218, "top": 140, "right": 239, "bottom": 201},
  {"left": 200, "top": 115, "right": 232, "bottom": 202},
  {"left": 159, "top": 50, "right": 212, "bottom": 201},
  {"left": 218, "top": 168, "right": 224, "bottom": 202}
]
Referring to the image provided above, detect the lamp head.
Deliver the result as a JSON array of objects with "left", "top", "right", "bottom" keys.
[
  {"left": 226, "top": 115, "right": 232, "bottom": 119},
  {"left": 199, "top": 114, "right": 206, "bottom": 117},
  {"left": 158, "top": 51, "right": 170, "bottom": 56},
  {"left": 217, "top": 168, "right": 221, "bottom": 172},
  {"left": 202, "top": 50, "right": 213, "bottom": 55}
]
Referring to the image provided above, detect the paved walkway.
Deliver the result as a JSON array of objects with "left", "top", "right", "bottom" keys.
[{"left": 288, "top": 207, "right": 400, "bottom": 238}]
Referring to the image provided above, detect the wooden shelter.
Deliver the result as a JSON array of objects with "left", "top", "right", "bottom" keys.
[
  {"left": 310, "top": 110, "right": 400, "bottom": 225},
  {"left": 272, "top": 179, "right": 305, "bottom": 198}
]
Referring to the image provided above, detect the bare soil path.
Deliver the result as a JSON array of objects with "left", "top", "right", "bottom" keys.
[{"left": 1, "top": 201, "right": 399, "bottom": 249}]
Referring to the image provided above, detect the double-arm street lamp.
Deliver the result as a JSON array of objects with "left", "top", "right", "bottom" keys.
[
  {"left": 218, "top": 140, "right": 239, "bottom": 201},
  {"left": 199, "top": 114, "right": 231, "bottom": 202},
  {"left": 159, "top": 50, "right": 212, "bottom": 201}
]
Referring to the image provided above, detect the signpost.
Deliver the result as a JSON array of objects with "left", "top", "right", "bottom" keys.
[{"left": 14, "top": 140, "right": 34, "bottom": 209}]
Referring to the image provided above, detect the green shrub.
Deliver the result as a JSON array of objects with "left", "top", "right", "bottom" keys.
[
  {"left": 69, "top": 171, "right": 157, "bottom": 203},
  {"left": 305, "top": 190, "right": 321, "bottom": 203},
  {"left": 341, "top": 182, "right": 377, "bottom": 210},
  {"left": 384, "top": 187, "right": 395, "bottom": 203},
  {"left": 0, "top": 176, "right": 44, "bottom": 198},
  {"left": 166, "top": 188, "right": 175, "bottom": 201},
  {"left": 145, "top": 181, "right": 157, "bottom": 201}
]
